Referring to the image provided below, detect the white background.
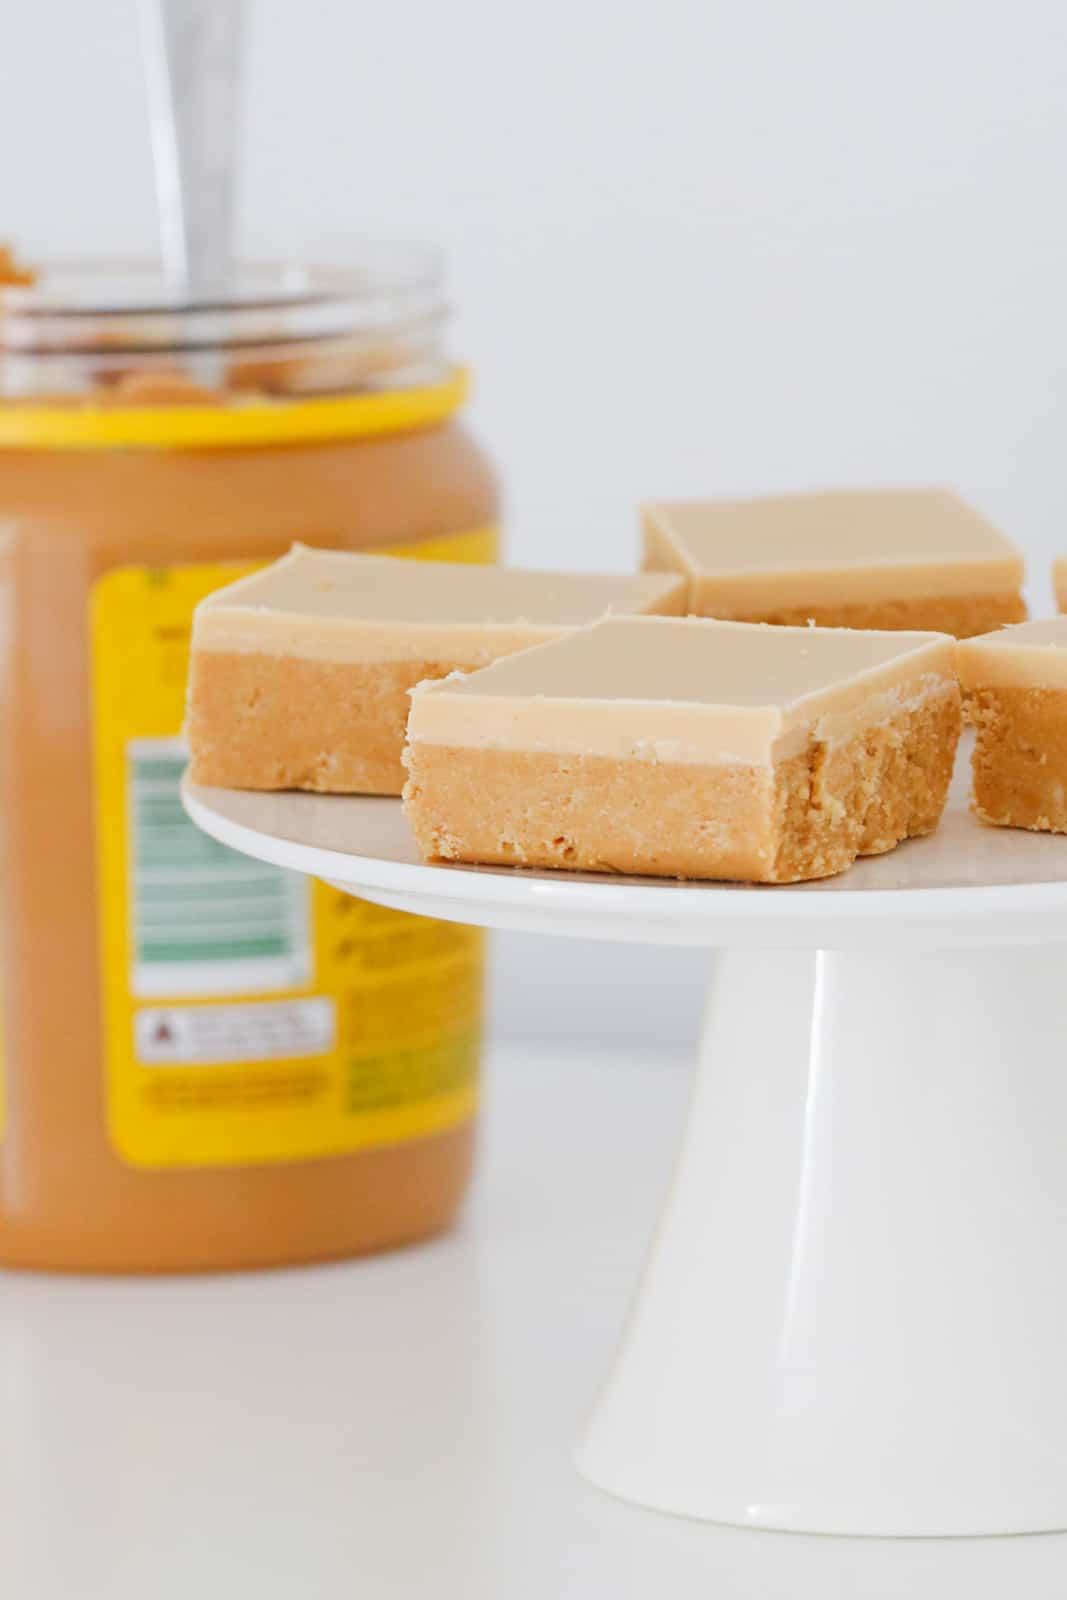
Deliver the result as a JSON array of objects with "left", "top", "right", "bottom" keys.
[{"left": 4, "top": 0, "right": 1067, "bottom": 1051}]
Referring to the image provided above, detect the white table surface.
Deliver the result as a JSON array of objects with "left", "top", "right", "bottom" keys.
[{"left": 1, "top": 1045, "right": 1065, "bottom": 1599}]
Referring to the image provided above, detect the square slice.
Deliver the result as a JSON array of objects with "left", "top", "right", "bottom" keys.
[
  {"left": 186, "top": 546, "right": 686, "bottom": 795},
  {"left": 404, "top": 616, "right": 961, "bottom": 884},
  {"left": 643, "top": 487, "right": 1025, "bottom": 636},
  {"left": 957, "top": 617, "right": 1067, "bottom": 833}
]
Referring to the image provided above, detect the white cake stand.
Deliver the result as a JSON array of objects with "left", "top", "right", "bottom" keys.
[{"left": 183, "top": 752, "right": 1067, "bottom": 1538}]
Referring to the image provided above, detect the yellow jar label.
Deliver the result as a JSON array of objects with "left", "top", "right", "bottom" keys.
[{"left": 90, "top": 529, "right": 495, "bottom": 1169}]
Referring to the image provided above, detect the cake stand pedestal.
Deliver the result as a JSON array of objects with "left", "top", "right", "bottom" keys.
[{"left": 184, "top": 766, "right": 1067, "bottom": 1537}]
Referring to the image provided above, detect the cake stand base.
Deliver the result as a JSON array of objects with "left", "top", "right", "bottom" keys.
[{"left": 577, "top": 944, "right": 1067, "bottom": 1535}]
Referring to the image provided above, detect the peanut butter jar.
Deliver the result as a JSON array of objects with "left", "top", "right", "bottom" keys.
[{"left": 0, "top": 253, "right": 498, "bottom": 1271}]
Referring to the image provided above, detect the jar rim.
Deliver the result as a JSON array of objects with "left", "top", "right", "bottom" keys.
[
  {"left": 0, "top": 248, "right": 451, "bottom": 405},
  {"left": 1, "top": 247, "right": 443, "bottom": 325}
]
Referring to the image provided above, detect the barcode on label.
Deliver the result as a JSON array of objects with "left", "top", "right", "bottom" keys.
[{"left": 128, "top": 738, "right": 312, "bottom": 999}]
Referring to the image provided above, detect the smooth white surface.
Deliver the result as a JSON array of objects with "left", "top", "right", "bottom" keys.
[
  {"left": 182, "top": 737, "right": 1067, "bottom": 949},
  {"left": 581, "top": 948, "right": 1067, "bottom": 1535},
  {"left": 3, "top": 1048, "right": 1067, "bottom": 1599}
]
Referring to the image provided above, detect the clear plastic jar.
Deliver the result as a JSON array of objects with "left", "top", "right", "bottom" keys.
[{"left": 0, "top": 252, "right": 498, "bottom": 1271}]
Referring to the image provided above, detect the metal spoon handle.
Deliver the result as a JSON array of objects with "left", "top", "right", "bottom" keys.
[{"left": 140, "top": 0, "right": 244, "bottom": 302}]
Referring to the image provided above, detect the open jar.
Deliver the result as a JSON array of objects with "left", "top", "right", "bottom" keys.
[{"left": 0, "top": 249, "right": 498, "bottom": 1271}]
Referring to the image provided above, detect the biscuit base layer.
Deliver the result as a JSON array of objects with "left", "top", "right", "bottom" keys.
[
  {"left": 186, "top": 650, "right": 455, "bottom": 795},
  {"left": 969, "top": 686, "right": 1067, "bottom": 833},
  {"left": 404, "top": 688, "right": 960, "bottom": 884},
  {"left": 701, "top": 591, "right": 1025, "bottom": 639}
]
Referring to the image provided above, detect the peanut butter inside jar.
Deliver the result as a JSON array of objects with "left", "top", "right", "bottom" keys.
[{"left": 0, "top": 253, "right": 498, "bottom": 1271}]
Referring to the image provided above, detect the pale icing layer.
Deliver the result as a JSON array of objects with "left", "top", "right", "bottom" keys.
[
  {"left": 957, "top": 617, "right": 1067, "bottom": 691},
  {"left": 643, "top": 488, "right": 1023, "bottom": 610},
  {"left": 193, "top": 545, "right": 686, "bottom": 663},
  {"left": 407, "top": 615, "right": 957, "bottom": 766}
]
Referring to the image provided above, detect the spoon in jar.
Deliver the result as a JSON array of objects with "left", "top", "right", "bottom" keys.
[{"left": 139, "top": 0, "right": 244, "bottom": 306}]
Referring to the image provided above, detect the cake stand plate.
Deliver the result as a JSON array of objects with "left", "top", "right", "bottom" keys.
[{"left": 183, "top": 755, "right": 1067, "bottom": 1538}]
